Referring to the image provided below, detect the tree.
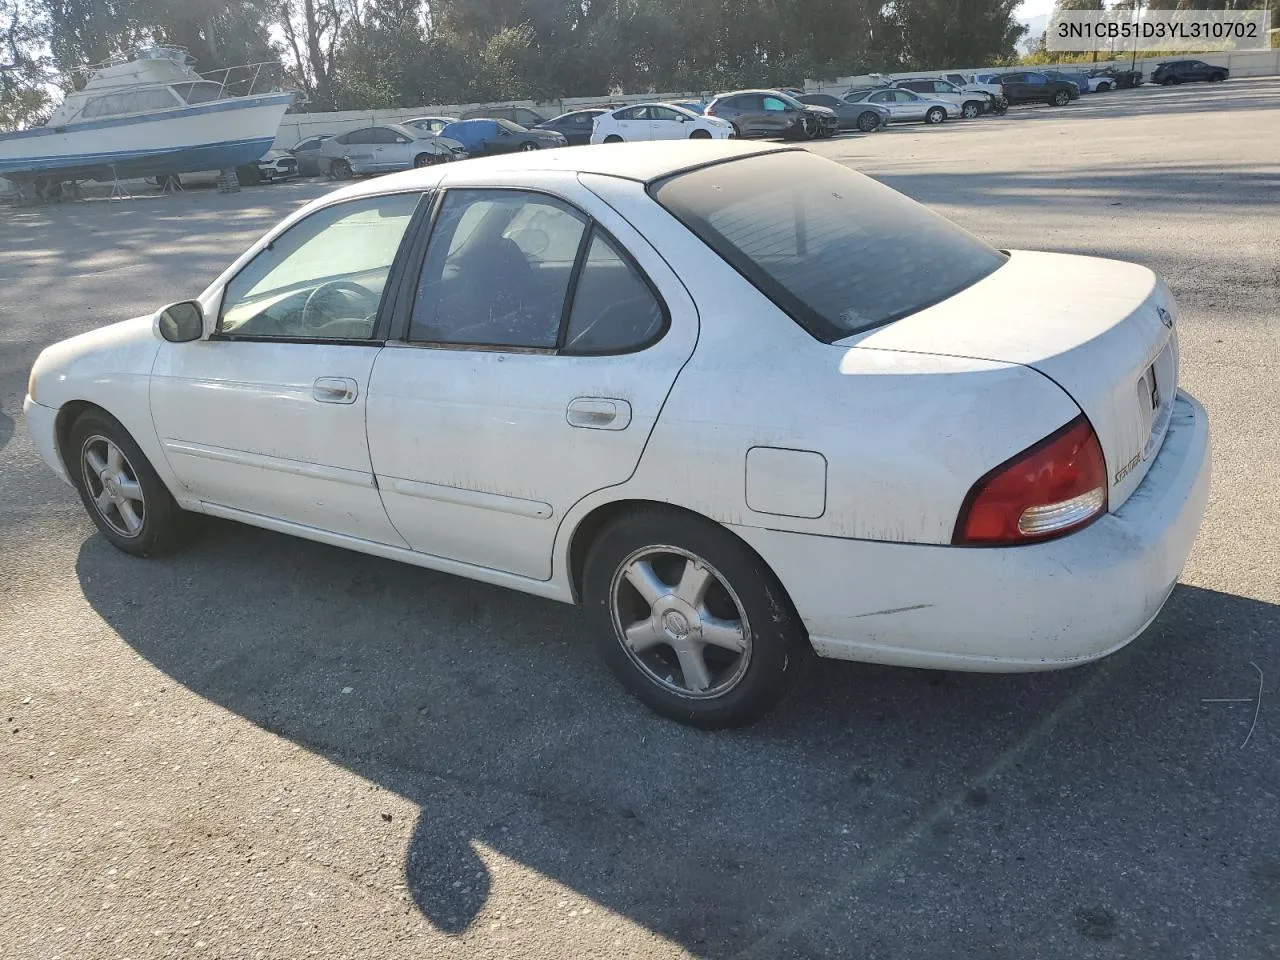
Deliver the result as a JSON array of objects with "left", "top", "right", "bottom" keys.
[
  {"left": 892, "top": 0, "right": 1026, "bottom": 69},
  {"left": 1, "top": 0, "right": 52, "bottom": 129}
]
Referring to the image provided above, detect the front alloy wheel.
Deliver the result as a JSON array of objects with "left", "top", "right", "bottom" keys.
[
  {"left": 82, "top": 435, "right": 146, "bottom": 538},
  {"left": 962, "top": 102, "right": 981, "bottom": 119}
]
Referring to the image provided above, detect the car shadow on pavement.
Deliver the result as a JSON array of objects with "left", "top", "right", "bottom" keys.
[{"left": 76, "top": 521, "right": 1278, "bottom": 958}]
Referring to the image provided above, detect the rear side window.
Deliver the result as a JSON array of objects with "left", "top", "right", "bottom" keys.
[
  {"left": 563, "top": 231, "right": 665, "bottom": 354},
  {"left": 650, "top": 150, "right": 1007, "bottom": 341}
]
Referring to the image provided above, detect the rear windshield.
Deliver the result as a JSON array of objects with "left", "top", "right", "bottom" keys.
[{"left": 650, "top": 150, "right": 1006, "bottom": 340}]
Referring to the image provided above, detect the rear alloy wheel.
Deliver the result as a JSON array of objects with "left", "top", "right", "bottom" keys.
[
  {"left": 520, "top": 141, "right": 539, "bottom": 152},
  {"left": 925, "top": 106, "right": 946, "bottom": 124},
  {"left": 330, "top": 159, "right": 353, "bottom": 180},
  {"left": 857, "top": 111, "right": 880, "bottom": 132},
  {"left": 583, "top": 509, "right": 810, "bottom": 728},
  {"left": 1052, "top": 90, "right": 1071, "bottom": 106},
  {"left": 69, "top": 410, "right": 188, "bottom": 557},
  {"left": 689, "top": 128, "right": 711, "bottom": 139},
  {"left": 961, "top": 101, "right": 981, "bottom": 119},
  {"left": 603, "top": 134, "right": 623, "bottom": 143}
]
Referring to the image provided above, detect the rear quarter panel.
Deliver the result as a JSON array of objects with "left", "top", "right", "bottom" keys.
[{"left": 570, "top": 175, "right": 1081, "bottom": 547}]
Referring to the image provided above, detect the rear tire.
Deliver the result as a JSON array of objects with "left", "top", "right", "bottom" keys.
[
  {"left": 856, "top": 111, "right": 880, "bottom": 132},
  {"left": 68, "top": 409, "right": 189, "bottom": 557},
  {"left": 603, "top": 134, "right": 623, "bottom": 143},
  {"left": 689, "top": 128, "right": 711, "bottom": 139},
  {"left": 925, "top": 106, "right": 946, "bottom": 125},
  {"left": 582, "top": 508, "right": 810, "bottom": 729}
]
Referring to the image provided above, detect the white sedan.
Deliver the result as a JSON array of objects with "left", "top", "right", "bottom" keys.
[
  {"left": 24, "top": 142, "right": 1210, "bottom": 728},
  {"left": 590, "top": 103, "right": 733, "bottom": 144}
]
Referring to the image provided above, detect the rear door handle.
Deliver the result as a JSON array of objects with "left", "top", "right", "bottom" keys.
[
  {"left": 566, "top": 397, "right": 631, "bottom": 431},
  {"left": 313, "top": 377, "right": 359, "bottom": 404}
]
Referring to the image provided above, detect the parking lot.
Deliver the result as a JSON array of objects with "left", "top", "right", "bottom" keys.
[{"left": 1, "top": 78, "right": 1277, "bottom": 959}]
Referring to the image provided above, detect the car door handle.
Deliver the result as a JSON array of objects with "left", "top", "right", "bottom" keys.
[
  {"left": 566, "top": 397, "right": 631, "bottom": 431},
  {"left": 313, "top": 377, "right": 359, "bottom": 404}
]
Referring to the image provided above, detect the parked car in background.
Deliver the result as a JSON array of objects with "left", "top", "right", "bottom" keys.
[
  {"left": 892, "top": 78, "right": 996, "bottom": 119},
  {"left": 666, "top": 100, "right": 706, "bottom": 114},
  {"left": 936, "top": 72, "right": 1004, "bottom": 99},
  {"left": 403, "top": 116, "right": 459, "bottom": 136},
  {"left": 1041, "top": 69, "right": 1090, "bottom": 95},
  {"left": 535, "top": 109, "right": 609, "bottom": 146},
  {"left": 704, "top": 90, "right": 837, "bottom": 139},
  {"left": 319, "top": 124, "right": 461, "bottom": 179},
  {"left": 1152, "top": 60, "right": 1228, "bottom": 85},
  {"left": 439, "top": 118, "right": 567, "bottom": 156},
  {"left": 591, "top": 103, "right": 733, "bottom": 143},
  {"left": 844, "top": 87, "right": 960, "bottom": 125},
  {"left": 460, "top": 105, "right": 550, "bottom": 127},
  {"left": 1088, "top": 67, "right": 1143, "bottom": 90},
  {"left": 992, "top": 72, "right": 1079, "bottom": 107},
  {"left": 795, "top": 93, "right": 888, "bottom": 132},
  {"left": 24, "top": 142, "right": 1210, "bottom": 728},
  {"left": 236, "top": 150, "right": 298, "bottom": 185},
  {"left": 287, "top": 135, "right": 332, "bottom": 177}
]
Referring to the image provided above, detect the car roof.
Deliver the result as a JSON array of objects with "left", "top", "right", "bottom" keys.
[{"left": 323, "top": 141, "right": 799, "bottom": 200}]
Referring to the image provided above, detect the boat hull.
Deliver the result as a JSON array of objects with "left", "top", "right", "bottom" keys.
[{"left": 0, "top": 92, "right": 292, "bottom": 182}]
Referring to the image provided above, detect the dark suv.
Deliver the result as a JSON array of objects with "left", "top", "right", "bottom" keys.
[
  {"left": 704, "top": 90, "right": 838, "bottom": 139},
  {"left": 992, "top": 71, "right": 1079, "bottom": 107},
  {"left": 1152, "top": 60, "right": 1228, "bottom": 85}
]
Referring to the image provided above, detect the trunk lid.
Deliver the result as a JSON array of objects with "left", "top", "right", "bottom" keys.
[{"left": 841, "top": 250, "right": 1178, "bottom": 510}]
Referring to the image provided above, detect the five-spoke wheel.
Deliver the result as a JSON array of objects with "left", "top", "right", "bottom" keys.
[
  {"left": 584, "top": 508, "right": 810, "bottom": 728},
  {"left": 81, "top": 435, "right": 146, "bottom": 538}
]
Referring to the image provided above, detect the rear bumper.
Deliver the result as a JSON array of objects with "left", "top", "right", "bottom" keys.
[
  {"left": 732, "top": 391, "right": 1211, "bottom": 672},
  {"left": 23, "top": 394, "right": 71, "bottom": 486}
]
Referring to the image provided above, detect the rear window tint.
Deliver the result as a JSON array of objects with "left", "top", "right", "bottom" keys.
[{"left": 650, "top": 150, "right": 1007, "bottom": 341}]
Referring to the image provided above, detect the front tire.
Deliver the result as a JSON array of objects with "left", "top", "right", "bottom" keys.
[
  {"left": 1098, "top": 82, "right": 1113, "bottom": 92},
  {"left": 603, "top": 134, "right": 623, "bottom": 143},
  {"left": 330, "top": 159, "right": 353, "bottom": 180},
  {"left": 925, "top": 106, "right": 946, "bottom": 124},
  {"left": 68, "top": 409, "right": 187, "bottom": 557},
  {"left": 520, "top": 141, "right": 538, "bottom": 152},
  {"left": 689, "top": 128, "right": 712, "bottom": 139},
  {"left": 413, "top": 152, "right": 437, "bottom": 168},
  {"left": 1052, "top": 90, "right": 1071, "bottom": 106},
  {"left": 1211, "top": 72, "right": 1226, "bottom": 82},
  {"left": 961, "top": 101, "right": 981, "bottom": 119},
  {"left": 856, "top": 111, "right": 880, "bottom": 132},
  {"left": 582, "top": 509, "right": 810, "bottom": 728}
]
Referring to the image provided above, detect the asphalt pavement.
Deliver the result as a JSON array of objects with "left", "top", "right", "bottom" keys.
[{"left": 1, "top": 78, "right": 1278, "bottom": 959}]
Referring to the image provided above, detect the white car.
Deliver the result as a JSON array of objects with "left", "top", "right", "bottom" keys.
[
  {"left": 590, "top": 103, "right": 733, "bottom": 143},
  {"left": 24, "top": 142, "right": 1210, "bottom": 729},
  {"left": 891, "top": 79, "right": 995, "bottom": 119}
]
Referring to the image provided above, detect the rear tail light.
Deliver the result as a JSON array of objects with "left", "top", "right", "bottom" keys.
[{"left": 953, "top": 415, "right": 1107, "bottom": 546}]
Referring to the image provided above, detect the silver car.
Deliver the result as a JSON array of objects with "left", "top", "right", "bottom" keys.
[
  {"left": 319, "top": 123, "right": 462, "bottom": 179},
  {"left": 844, "top": 87, "right": 961, "bottom": 125}
]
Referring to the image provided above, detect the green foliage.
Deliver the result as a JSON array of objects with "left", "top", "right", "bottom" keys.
[{"left": 9, "top": 0, "right": 1033, "bottom": 121}]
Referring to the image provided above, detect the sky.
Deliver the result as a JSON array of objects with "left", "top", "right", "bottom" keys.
[{"left": 1018, "top": 0, "right": 1057, "bottom": 20}]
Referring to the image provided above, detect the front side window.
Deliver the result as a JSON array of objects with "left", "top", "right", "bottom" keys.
[
  {"left": 894, "top": 90, "right": 919, "bottom": 102},
  {"left": 869, "top": 91, "right": 893, "bottom": 103},
  {"left": 651, "top": 150, "right": 1006, "bottom": 341},
  {"left": 219, "top": 193, "right": 423, "bottom": 341},
  {"left": 763, "top": 96, "right": 788, "bottom": 112},
  {"left": 649, "top": 106, "right": 682, "bottom": 122},
  {"left": 1027, "top": 73, "right": 1047, "bottom": 85},
  {"left": 410, "top": 190, "right": 587, "bottom": 348}
]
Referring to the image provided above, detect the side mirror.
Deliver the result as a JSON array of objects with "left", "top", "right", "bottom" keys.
[{"left": 158, "top": 300, "right": 204, "bottom": 343}]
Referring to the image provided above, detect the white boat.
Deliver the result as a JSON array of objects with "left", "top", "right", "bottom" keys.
[{"left": 0, "top": 46, "right": 292, "bottom": 189}]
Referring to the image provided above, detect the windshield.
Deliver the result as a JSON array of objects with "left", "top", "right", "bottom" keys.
[{"left": 649, "top": 150, "right": 1007, "bottom": 341}]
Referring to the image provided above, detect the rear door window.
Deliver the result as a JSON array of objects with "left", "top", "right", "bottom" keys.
[{"left": 650, "top": 150, "right": 1007, "bottom": 341}]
